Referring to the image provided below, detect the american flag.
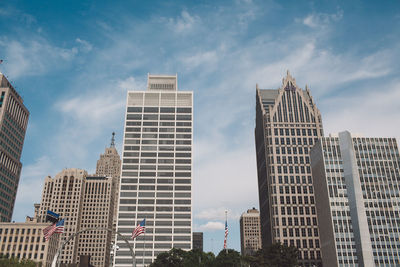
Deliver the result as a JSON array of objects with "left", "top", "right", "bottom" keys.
[
  {"left": 223, "top": 220, "right": 228, "bottom": 249},
  {"left": 132, "top": 219, "right": 146, "bottom": 239},
  {"left": 43, "top": 219, "right": 64, "bottom": 241}
]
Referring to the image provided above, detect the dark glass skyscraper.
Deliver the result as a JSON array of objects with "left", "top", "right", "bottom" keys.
[
  {"left": 0, "top": 73, "right": 29, "bottom": 222},
  {"left": 255, "top": 71, "right": 323, "bottom": 266}
]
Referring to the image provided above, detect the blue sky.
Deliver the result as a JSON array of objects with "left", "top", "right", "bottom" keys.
[{"left": 1, "top": 0, "right": 400, "bottom": 255}]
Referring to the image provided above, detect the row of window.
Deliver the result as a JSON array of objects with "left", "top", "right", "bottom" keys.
[
  {"left": 127, "top": 107, "right": 191, "bottom": 113},
  {"left": 127, "top": 114, "right": 191, "bottom": 121},
  {"left": 124, "top": 137, "right": 191, "bottom": 145}
]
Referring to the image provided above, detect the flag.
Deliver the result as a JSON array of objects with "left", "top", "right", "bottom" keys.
[
  {"left": 43, "top": 224, "right": 56, "bottom": 241},
  {"left": 224, "top": 220, "right": 228, "bottom": 249},
  {"left": 43, "top": 219, "right": 64, "bottom": 241},
  {"left": 132, "top": 219, "right": 146, "bottom": 239},
  {"left": 54, "top": 219, "right": 65, "bottom": 233},
  {"left": 46, "top": 210, "right": 60, "bottom": 223}
]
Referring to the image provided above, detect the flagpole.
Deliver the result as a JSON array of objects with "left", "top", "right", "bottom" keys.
[
  {"left": 225, "top": 210, "right": 228, "bottom": 255},
  {"left": 143, "top": 227, "right": 146, "bottom": 267}
]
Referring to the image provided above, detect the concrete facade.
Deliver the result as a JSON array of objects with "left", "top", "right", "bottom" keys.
[
  {"left": 95, "top": 134, "right": 122, "bottom": 240},
  {"left": 255, "top": 71, "right": 323, "bottom": 267},
  {"left": 240, "top": 208, "right": 262, "bottom": 256},
  {"left": 0, "top": 216, "right": 59, "bottom": 267},
  {"left": 0, "top": 73, "right": 29, "bottom": 222},
  {"left": 115, "top": 74, "right": 192, "bottom": 266},
  {"left": 37, "top": 169, "right": 115, "bottom": 267},
  {"left": 311, "top": 131, "right": 400, "bottom": 266}
]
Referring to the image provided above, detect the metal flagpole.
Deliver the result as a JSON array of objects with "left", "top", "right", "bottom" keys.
[
  {"left": 143, "top": 228, "right": 146, "bottom": 267},
  {"left": 225, "top": 210, "right": 228, "bottom": 254}
]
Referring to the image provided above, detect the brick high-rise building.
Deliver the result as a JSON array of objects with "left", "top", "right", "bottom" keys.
[
  {"left": 255, "top": 71, "right": 323, "bottom": 266},
  {"left": 0, "top": 73, "right": 29, "bottom": 222},
  {"left": 311, "top": 131, "right": 400, "bottom": 266},
  {"left": 37, "top": 169, "right": 115, "bottom": 267},
  {"left": 240, "top": 208, "right": 261, "bottom": 256},
  {"left": 115, "top": 74, "right": 193, "bottom": 266}
]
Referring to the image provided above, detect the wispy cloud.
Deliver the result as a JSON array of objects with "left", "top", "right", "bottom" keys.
[
  {"left": 196, "top": 221, "right": 225, "bottom": 231},
  {"left": 169, "top": 10, "right": 200, "bottom": 33},
  {"left": 298, "top": 9, "right": 343, "bottom": 28}
]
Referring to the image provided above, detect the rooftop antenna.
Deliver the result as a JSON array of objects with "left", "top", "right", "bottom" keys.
[{"left": 110, "top": 132, "right": 115, "bottom": 148}]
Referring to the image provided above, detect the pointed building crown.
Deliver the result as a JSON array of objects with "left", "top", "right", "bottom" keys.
[{"left": 110, "top": 132, "right": 115, "bottom": 148}]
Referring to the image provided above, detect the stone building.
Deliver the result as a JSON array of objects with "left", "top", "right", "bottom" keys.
[
  {"left": 240, "top": 208, "right": 261, "bottom": 256},
  {"left": 37, "top": 168, "right": 115, "bottom": 266},
  {"left": 0, "top": 215, "right": 59, "bottom": 266},
  {"left": 255, "top": 71, "right": 323, "bottom": 266}
]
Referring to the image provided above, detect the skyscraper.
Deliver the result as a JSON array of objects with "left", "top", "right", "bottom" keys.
[
  {"left": 0, "top": 73, "right": 29, "bottom": 222},
  {"left": 240, "top": 208, "right": 262, "bottom": 256},
  {"left": 255, "top": 71, "right": 323, "bottom": 266},
  {"left": 115, "top": 74, "right": 192, "bottom": 266},
  {"left": 95, "top": 133, "right": 122, "bottom": 236},
  {"left": 311, "top": 131, "right": 400, "bottom": 267},
  {"left": 38, "top": 169, "right": 115, "bottom": 266}
]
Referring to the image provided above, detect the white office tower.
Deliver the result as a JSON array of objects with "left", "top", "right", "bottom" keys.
[
  {"left": 311, "top": 131, "right": 400, "bottom": 267},
  {"left": 115, "top": 74, "right": 193, "bottom": 266}
]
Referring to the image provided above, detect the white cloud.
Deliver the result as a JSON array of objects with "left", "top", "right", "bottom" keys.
[
  {"left": 118, "top": 76, "right": 146, "bottom": 91},
  {"left": 13, "top": 156, "right": 54, "bottom": 219},
  {"left": 76, "top": 38, "right": 93, "bottom": 52},
  {"left": 196, "top": 221, "right": 225, "bottom": 231},
  {"left": 322, "top": 80, "right": 400, "bottom": 142},
  {"left": 196, "top": 207, "right": 241, "bottom": 220},
  {"left": 180, "top": 50, "right": 218, "bottom": 70},
  {"left": 300, "top": 9, "right": 343, "bottom": 28},
  {"left": 0, "top": 37, "right": 79, "bottom": 78},
  {"left": 169, "top": 10, "right": 199, "bottom": 33}
]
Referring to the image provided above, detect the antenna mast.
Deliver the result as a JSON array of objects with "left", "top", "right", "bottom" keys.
[{"left": 110, "top": 132, "right": 115, "bottom": 148}]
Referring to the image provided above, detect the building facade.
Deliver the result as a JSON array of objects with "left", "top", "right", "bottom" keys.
[
  {"left": 240, "top": 208, "right": 261, "bottom": 256},
  {"left": 192, "top": 232, "right": 203, "bottom": 251},
  {"left": 311, "top": 131, "right": 400, "bottom": 266},
  {"left": 78, "top": 176, "right": 114, "bottom": 267},
  {"left": 37, "top": 169, "right": 115, "bottom": 267},
  {"left": 115, "top": 74, "right": 193, "bottom": 266},
  {"left": 95, "top": 133, "right": 122, "bottom": 236},
  {"left": 0, "top": 216, "right": 59, "bottom": 267},
  {"left": 0, "top": 73, "right": 29, "bottom": 222},
  {"left": 255, "top": 71, "right": 323, "bottom": 266}
]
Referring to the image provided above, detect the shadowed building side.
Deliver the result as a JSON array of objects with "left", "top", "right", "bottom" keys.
[{"left": 0, "top": 73, "right": 29, "bottom": 222}]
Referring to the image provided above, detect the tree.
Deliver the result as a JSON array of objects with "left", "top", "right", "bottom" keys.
[
  {"left": 244, "top": 243, "right": 299, "bottom": 267},
  {"left": 182, "top": 249, "right": 215, "bottom": 267},
  {"left": 0, "top": 254, "right": 37, "bottom": 267},
  {"left": 149, "top": 248, "right": 187, "bottom": 267},
  {"left": 214, "top": 249, "right": 242, "bottom": 267}
]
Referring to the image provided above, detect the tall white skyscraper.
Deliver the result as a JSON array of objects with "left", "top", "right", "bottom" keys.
[
  {"left": 311, "top": 131, "right": 400, "bottom": 267},
  {"left": 115, "top": 74, "right": 193, "bottom": 266}
]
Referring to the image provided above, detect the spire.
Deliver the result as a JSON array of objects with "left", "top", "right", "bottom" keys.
[{"left": 110, "top": 132, "right": 115, "bottom": 148}]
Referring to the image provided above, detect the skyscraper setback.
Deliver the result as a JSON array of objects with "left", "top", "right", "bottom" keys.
[
  {"left": 255, "top": 71, "right": 323, "bottom": 266},
  {"left": 0, "top": 73, "right": 29, "bottom": 222},
  {"left": 115, "top": 74, "right": 192, "bottom": 266}
]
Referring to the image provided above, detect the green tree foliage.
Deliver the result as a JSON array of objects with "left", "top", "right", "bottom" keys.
[
  {"left": 214, "top": 249, "right": 242, "bottom": 267},
  {"left": 244, "top": 243, "right": 299, "bottom": 267},
  {"left": 0, "top": 254, "right": 37, "bottom": 267},
  {"left": 150, "top": 248, "right": 244, "bottom": 267}
]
